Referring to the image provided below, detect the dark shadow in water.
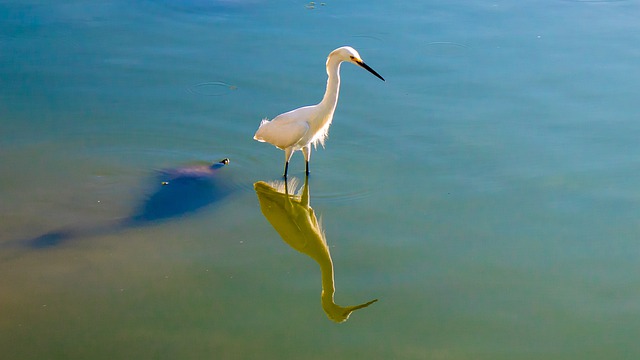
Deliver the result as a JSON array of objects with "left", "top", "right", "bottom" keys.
[
  {"left": 19, "top": 159, "right": 232, "bottom": 249},
  {"left": 254, "top": 176, "right": 377, "bottom": 323}
]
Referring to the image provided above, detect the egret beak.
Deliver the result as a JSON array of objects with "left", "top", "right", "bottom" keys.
[{"left": 356, "top": 59, "right": 385, "bottom": 81}]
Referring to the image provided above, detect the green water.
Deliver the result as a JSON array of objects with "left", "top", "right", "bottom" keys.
[{"left": 1, "top": 1, "right": 640, "bottom": 358}]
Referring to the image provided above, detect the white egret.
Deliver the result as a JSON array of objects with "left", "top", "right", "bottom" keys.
[{"left": 253, "top": 46, "right": 385, "bottom": 177}]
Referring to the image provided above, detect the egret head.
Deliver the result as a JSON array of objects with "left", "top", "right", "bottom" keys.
[{"left": 330, "top": 46, "right": 385, "bottom": 81}]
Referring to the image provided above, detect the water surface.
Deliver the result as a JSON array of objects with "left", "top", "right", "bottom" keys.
[{"left": 1, "top": 1, "right": 640, "bottom": 358}]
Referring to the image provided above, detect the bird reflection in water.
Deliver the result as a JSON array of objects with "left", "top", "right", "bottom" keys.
[{"left": 254, "top": 176, "right": 377, "bottom": 323}]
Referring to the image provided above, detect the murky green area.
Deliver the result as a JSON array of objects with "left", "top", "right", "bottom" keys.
[{"left": 1, "top": 1, "right": 639, "bottom": 358}]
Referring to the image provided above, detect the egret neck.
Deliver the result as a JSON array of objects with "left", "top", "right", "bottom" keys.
[{"left": 320, "top": 54, "right": 342, "bottom": 115}]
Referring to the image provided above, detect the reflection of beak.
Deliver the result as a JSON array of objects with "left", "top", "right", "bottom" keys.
[{"left": 356, "top": 59, "right": 385, "bottom": 81}]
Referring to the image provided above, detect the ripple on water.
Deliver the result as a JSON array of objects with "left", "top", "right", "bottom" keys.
[
  {"left": 187, "top": 81, "right": 238, "bottom": 97},
  {"left": 423, "top": 41, "right": 468, "bottom": 58},
  {"left": 258, "top": 175, "right": 374, "bottom": 204},
  {"left": 348, "top": 34, "right": 387, "bottom": 53},
  {"left": 224, "top": 154, "right": 268, "bottom": 193},
  {"left": 350, "top": 34, "right": 384, "bottom": 43},
  {"left": 312, "top": 187, "right": 373, "bottom": 203}
]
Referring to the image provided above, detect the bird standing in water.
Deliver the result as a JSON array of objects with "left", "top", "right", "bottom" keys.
[{"left": 253, "top": 46, "right": 385, "bottom": 177}]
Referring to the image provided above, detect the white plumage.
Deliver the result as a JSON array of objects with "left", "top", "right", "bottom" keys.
[{"left": 254, "top": 46, "right": 384, "bottom": 177}]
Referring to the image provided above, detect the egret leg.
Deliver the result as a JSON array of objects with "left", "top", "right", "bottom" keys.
[
  {"left": 283, "top": 147, "right": 294, "bottom": 178},
  {"left": 302, "top": 145, "right": 311, "bottom": 176}
]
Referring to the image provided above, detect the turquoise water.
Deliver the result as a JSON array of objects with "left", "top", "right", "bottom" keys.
[{"left": 2, "top": 0, "right": 640, "bottom": 358}]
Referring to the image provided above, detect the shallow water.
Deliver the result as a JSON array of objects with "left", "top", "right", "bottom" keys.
[{"left": 2, "top": 0, "right": 640, "bottom": 358}]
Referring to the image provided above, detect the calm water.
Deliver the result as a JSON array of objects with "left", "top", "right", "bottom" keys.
[{"left": 2, "top": 0, "right": 640, "bottom": 358}]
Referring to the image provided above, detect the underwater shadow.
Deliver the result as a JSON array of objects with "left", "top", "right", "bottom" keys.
[
  {"left": 22, "top": 158, "right": 232, "bottom": 249},
  {"left": 254, "top": 176, "right": 377, "bottom": 323}
]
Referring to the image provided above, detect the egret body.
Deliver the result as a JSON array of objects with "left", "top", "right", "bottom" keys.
[{"left": 253, "top": 46, "right": 384, "bottom": 177}]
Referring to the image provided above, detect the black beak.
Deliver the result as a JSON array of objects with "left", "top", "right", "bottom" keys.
[{"left": 356, "top": 60, "right": 385, "bottom": 81}]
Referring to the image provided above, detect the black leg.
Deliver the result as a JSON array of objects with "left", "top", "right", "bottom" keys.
[
  {"left": 305, "top": 161, "right": 310, "bottom": 175},
  {"left": 283, "top": 161, "right": 289, "bottom": 178}
]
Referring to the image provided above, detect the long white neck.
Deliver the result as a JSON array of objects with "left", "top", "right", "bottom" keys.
[{"left": 319, "top": 56, "right": 342, "bottom": 111}]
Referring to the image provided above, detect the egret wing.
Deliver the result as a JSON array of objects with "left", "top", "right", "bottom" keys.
[{"left": 254, "top": 113, "right": 310, "bottom": 149}]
